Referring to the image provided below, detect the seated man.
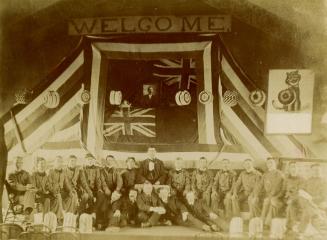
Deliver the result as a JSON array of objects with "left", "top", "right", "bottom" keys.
[
  {"left": 138, "top": 148, "right": 167, "bottom": 185},
  {"left": 121, "top": 157, "right": 139, "bottom": 195},
  {"left": 284, "top": 161, "right": 304, "bottom": 231},
  {"left": 48, "top": 156, "right": 66, "bottom": 221},
  {"left": 158, "top": 187, "right": 211, "bottom": 231},
  {"left": 31, "top": 157, "right": 51, "bottom": 215},
  {"left": 107, "top": 188, "right": 139, "bottom": 229},
  {"left": 7, "top": 156, "right": 35, "bottom": 219},
  {"left": 136, "top": 182, "right": 166, "bottom": 227},
  {"left": 225, "top": 159, "right": 262, "bottom": 219},
  {"left": 191, "top": 157, "right": 215, "bottom": 207},
  {"left": 298, "top": 163, "right": 327, "bottom": 235},
  {"left": 78, "top": 153, "right": 101, "bottom": 216},
  {"left": 62, "top": 155, "right": 80, "bottom": 214},
  {"left": 184, "top": 191, "right": 229, "bottom": 232},
  {"left": 97, "top": 155, "right": 123, "bottom": 229},
  {"left": 166, "top": 157, "right": 191, "bottom": 198},
  {"left": 211, "top": 158, "right": 237, "bottom": 216},
  {"left": 260, "top": 158, "right": 285, "bottom": 226}
]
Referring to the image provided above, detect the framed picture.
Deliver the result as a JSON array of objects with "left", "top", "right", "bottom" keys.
[{"left": 265, "top": 69, "right": 315, "bottom": 134}]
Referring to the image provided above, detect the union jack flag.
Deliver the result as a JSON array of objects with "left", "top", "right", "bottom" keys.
[
  {"left": 104, "top": 108, "right": 156, "bottom": 138},
  {"left": 153, "top": 59, "right": 197, "bottom": 89}
]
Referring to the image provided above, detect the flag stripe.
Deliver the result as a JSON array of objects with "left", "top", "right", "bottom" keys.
[
  {"left": 4, "top": 51, "right": 84, "bottom": 133},
  {"left": 8, "top": 90, "right": 82, "bottom": 158},
  {"left": 5, "top": 71, "right": 83, "bottom": 149},
  {"left": 220, "top": 52, "right": 308, "bottom": 158}
]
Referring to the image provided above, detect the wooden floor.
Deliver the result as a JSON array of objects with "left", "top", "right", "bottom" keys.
[{"left": 78, "top": 226, "right": 325, "bottom": 240}]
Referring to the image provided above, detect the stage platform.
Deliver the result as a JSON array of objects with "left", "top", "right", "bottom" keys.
[{"left": 79, "top": 226, "right": 284, "bottom": 240}]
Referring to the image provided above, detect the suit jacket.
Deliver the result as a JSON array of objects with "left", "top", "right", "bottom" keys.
[
  {"left": 8, "top": 170, "right": 32, "bottom": 194},
  {"left": 184, "top": 198, "right": 212, "bottom": 224},
  {"left": 138, "top": 158, "right": 167, "bottom": 184},
  {"left": 160, "top": 195, "right": 188, "bottom": 218},
  {"left": 99, "top": 167, "right": 123, "bottom": 193},
  {"left": 31, "top": 171, "right": 50, "bottom": 195},
  {"left": 136, "top": 191, "right": 163, "bottom": 212},
  {"left": 121, "top": 168, "right": 138, "bottom": 191}
]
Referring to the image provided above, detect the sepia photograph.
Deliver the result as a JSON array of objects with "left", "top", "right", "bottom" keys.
[{"left": 0, "top": 0, "right": 327, "bottom": 239}]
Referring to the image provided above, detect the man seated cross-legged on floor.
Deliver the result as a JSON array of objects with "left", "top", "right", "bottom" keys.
[
  {"left": 136, "top": 181, "right": 166, "bottom": 227},
  {"left": 107, "top": 188, "right": 139, "bottom": 230}
]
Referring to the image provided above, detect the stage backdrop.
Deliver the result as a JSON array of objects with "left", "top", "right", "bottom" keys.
[{"left": 103, "top": 58, "right": 198, "bottom": 145}]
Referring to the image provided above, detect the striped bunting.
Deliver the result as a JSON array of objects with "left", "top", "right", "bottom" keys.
[
  {"left": 4, "top": 49, "right": 85, "bottom": 158},
  {"left": 219, "top": 38, "right": 312, "bottom": 158}
]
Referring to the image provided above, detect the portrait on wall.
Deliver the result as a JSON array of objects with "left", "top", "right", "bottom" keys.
[
  {"left": 265, "top": 69, "right": 315, "bottom": 134},
  {"left": 141, "top": 83, "right": 159, "bottom": 107}
]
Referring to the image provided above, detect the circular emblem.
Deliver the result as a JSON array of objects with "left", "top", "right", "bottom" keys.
[
  {"left": 249, "top": 89, "right": 266, "bottom": 107},
  {"left": 80, "top": 90, "right": 91, "bottom": 104},
  {"left": 223, "top": 90, "right": 239, "bottom": 107},
  {"left": 199, "top": 91, "right": 213, "bottom": 104},
  {"left": 43, "top": 90, "right": 60, "bottom": 108},
  {"left": 278, "top": 89, "right": 295, "bottom": 105}
]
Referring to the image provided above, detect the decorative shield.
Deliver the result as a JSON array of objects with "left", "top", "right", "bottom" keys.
[
  {"left": 249, "top": 89, "right": 266, "bottom": 107},
  {"left": 43, "top": 90, "right": 60, "bottom": 108},
  {"left": 15, "top": 88, "right": 33, "bottom": 105},
  {"left": 223, "top": 90, "right": 239, "bottom": 107},
  {"left": 199, "top": 91, "right": 213, "bottom": 104},
  {"left": 278, "top": 88, "right": 295, "bottom": 105}
]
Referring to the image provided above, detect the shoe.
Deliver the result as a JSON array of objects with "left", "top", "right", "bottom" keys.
[
  {"left": 163, "top": 220, "right": 172, "bottom": 226},
  {"left": 211, "top": 224, "right": 219, "bottom": 232},
  {"left": 202, "top": 225, "right": 211, "bottom": 232},
  {"left": 106, "top": 226, "right": 120, "bottom": 232},
  {"left": 141, "top": 222, "right": 151, "bottom": 228}
]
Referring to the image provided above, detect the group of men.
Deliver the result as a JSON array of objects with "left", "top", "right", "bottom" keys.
[{"left": 7, "top": 147, "right": 327, "bottom": 236}]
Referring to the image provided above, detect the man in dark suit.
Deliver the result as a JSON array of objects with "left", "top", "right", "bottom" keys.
[
  {"left": 137, "top": 148, "right": 167, "bottom": 185},
  {"left": 141, "top": 86, "right": 158, "bottom": 107}
]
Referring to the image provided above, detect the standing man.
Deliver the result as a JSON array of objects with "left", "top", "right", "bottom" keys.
[
  {"left": 284, "top": 161, "right": 304, "bottom": 231},
  {"left": 211, "top": 158, "right": 237, "bottom": 216},
  {"left": 225, "top": 159, "right": 262, "bottom": 219},
  {"left": 138, "top": 147, "right": 167, "bottom": 185},
  {"left": 136, "top": 182, "right": 166, "bottom": 227},
  {"left": 7, "top": 156, "right": 35, "bottom": 219},
  {"left": 31, "top": 157, "right": 51, "bottom": 215},
  {"left": 260, "top": 158, "right": 285, "bottom": 226},
  {"left": 97, "top": 155, "right": 123, "bottom": 229},
  {"left": 191, "top": 157, "right": 214, "bottom": 207},
  {"left": 62, "top": 155, "right": 80, "bottom": 214},
  {"left": 166, "top": 157, "right": 191, "bottom": 198}
]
